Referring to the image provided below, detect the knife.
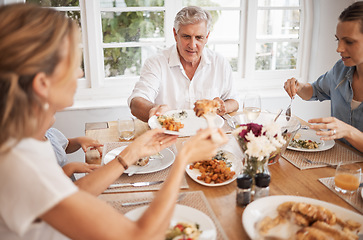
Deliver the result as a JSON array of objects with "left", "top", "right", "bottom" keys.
[{"left": 108, "top": 180, "right": 164, "bottom": 189}]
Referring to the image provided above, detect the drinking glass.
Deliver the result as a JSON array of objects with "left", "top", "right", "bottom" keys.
[
  {"left": 243, "top": 93, "right": 261, "bottom": 122},
  {"left": 118, "top": 117, "right": 135, "bottom": 141},
  {"left": 334, "top": 163, "right": 361, "bottom": 194},
  {"left": 85, "top": 147, "right": 102, "bottom": 165}
]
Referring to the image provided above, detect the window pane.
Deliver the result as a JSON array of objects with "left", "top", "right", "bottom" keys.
[
  {"left": 26, "top": 0, "right": 79, "bottom": 7},
  {"left": 183, "top": 0, "right": 240, "bottom": 7},
  {"left": 102, "top": 11, "right": 164, "bottom": 43},
  {"left": 104, "top": 46, "right": 161, "bottom": 77},
  {"left": 258, "top": 0, "right": 299, "bottom": 7},
  {"left": 100, "top": 0, "right": 164, "bottom": 7},
  {"left": 256, "top": 10, "right": 300, "bottom": 38},
  {"left": 209, "top": 10, "right": 239, "bottom": 41},
  {"left": 207, "top": 44, "right": 239, "bottom": 71},
  {"left": 255, "top": 42, "right": 298, "bottom": 70}
]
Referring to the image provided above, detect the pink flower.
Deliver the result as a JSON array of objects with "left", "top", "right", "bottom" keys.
[{"left": 238, "top": 123, "right": 263, "bottom": 141}]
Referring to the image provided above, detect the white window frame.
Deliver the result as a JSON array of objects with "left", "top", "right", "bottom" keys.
[
  {"left": 239, "top": 0, "right": 313, "bottom": 97},
  {"left": 14, "top": 0, "right": 313, "bottom": 108}
]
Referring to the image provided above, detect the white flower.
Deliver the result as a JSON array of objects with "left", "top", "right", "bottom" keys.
[
  {"left": 240, "top": 121, "right": 286, "bottom": 159},
  {"left": 245, "top": 132, "right": 277, "bottom": 158}
]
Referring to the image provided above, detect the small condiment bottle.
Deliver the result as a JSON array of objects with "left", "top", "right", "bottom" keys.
[
  {"left": 254, "top": 173, "right": 271, "bottom": 200},
  {"left": 236, "top": 174, "right": 252, "bottom": 206}
]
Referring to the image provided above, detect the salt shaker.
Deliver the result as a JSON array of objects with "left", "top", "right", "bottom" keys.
[
  {"left": 254, "top": 173, "right": 271, "bottom": 200},
  {"left": 236, "top": 174, "right": 252, "bottom": 206}
]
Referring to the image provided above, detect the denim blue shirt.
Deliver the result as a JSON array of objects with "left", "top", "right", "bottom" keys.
[
  {"left": 310, "top": 59, "right": 363, "bottom": 148},
  {"left": 45, "top": 128, "right": 69, "bottom": 167}
]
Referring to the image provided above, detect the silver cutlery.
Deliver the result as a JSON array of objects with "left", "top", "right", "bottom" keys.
[
  {"left": 223, "top": 114, "right": 236, "bottom": 129},
  {"left": 285, "top": 98, "right": 293, "bottom": 120},
  {"left": 108, "top": 180, "right": 164, "bottom": 189},
  {"left": 127, "top": 154, "right": 164, "bottom": 176},
  {"left": 121, "top": 192, "right": 186, "bottom": 207},
  {"left": 300, "top": 156, "right": 337, "bottom": 168},
  {"left": 274, "top": 109, "right": 283, "bottom": 122}
]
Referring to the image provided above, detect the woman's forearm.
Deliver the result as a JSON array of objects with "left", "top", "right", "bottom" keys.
[
  {"left": 135, "top": 151, "right": 191, "bottom": 238},
  {"left": 344, "top": 126, "right": 363, "bottom": 152},
  {"left": 297, "top": 83, "right": 314, "bottom": 100},
  {"left": 74, "top": 147, "right": 138, "bottom": 196}
]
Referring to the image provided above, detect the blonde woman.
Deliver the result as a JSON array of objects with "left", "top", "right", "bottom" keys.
[{"left": 0, "top": 4, "right": 227, "bottom": 240}]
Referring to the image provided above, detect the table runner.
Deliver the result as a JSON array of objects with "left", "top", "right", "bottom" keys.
[
  {"left": 282, "top": 143, "right": 363, "bottom": 170},
  {"left": 102, "top": 142, "right": 189, "bottom": 193},
  {"left": 104, "top": 191, "right": 229, "bottom": 240},
  {"left": 319, "top": 177, "right": 363, "bottom": 214}
]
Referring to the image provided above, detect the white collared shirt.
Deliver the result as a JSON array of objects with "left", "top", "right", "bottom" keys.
[{"left": 128, "top": 45, "right": 240, "bottom": 110}]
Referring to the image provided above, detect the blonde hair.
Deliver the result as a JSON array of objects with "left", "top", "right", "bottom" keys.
[{"left": 0, "top": 3, "right": 80, "bottom": 151}]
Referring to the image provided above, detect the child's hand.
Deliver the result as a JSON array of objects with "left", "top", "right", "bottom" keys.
[
  {"left": 62, "top": 162, "right": 101, "bottom": 177},
  {"left": 67, "top": 136, "right": 103, "bottom": 156}
]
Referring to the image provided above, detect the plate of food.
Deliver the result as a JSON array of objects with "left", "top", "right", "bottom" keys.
[
  {"left": 103, "top": 146, "right": 175, "bottom": 175},
  {"left": 287, "top": 128, "right": 335, "bottom": 152},
  {"left": 125, "top": 204, "right": 217, "bottom": 240},
  {"left": 185, "top": 150, "right": 242, "bottom": 187},
  {"left": 243, "top": 195, "right": 363, "bottom": 240},
  {"left": 148, "top": 109, "right": 224, "bottom": 137}
]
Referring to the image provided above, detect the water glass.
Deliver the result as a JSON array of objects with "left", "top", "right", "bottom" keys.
[
  {"left": 243, "top": 93, "right": 261, "bottom": 122},
  {"left": 85, "top": 147, "right": 102, "bottom": 165},
  {"left": 334, "top": 163, "right": 361, "bottom": 194},
  {"left": 118, "top": 117, "right": 135, "bottom": 141}
]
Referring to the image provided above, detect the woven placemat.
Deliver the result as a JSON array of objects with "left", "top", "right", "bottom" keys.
[
  {"left": 282, "top": 143, "right": 363, "bottom": 170},
  {"left": 102, "top": 142, "right": 188, "bottom": 193},
  {"left": 106, "top": 190, "right": 228, "bottom": 240},
  {"left": 319, "top": 177, "right": 363, "bottom": 214}
]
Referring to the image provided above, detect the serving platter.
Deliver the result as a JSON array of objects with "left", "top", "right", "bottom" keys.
[
  {"left": 243, "top": 195, "right": 363, "bottom": 239},
  {"left": 148, "top": 109, "right": 224, "bottom": 137}
]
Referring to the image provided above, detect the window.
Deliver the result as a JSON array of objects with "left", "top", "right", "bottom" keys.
[{"left": 23, "top": 0, "right": 312, "bottom": 106}]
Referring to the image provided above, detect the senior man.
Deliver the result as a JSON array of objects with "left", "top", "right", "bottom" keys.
[{"left": 128, "top": 6, "right": 239, "bottom": 122}]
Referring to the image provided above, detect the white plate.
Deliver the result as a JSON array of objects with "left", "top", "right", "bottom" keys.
[
  {"left": 148, "top": 109, "right": 224, "bottom": 137},
  {"left": 287, "top": 128, "right": 335, "bottom": 152},
  {"left": 185, "top": 150, "right": 242, "bottom": 187},
  {"left": 125, "top": 204, "right": 217, "bottom": 240},
  {"left": 103, "top": 146, "right": 175, "bottom": 175},
  {"left": 361, "top": 188, "right": 363, "bottom": 200},
  {"left": 243, "top": 195, "right": 363, "bottom": 240}
]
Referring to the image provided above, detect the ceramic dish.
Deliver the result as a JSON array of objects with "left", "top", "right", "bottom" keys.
[
  {"left": 148, "top": 109, "right": 224, "bottom": 137},
  {"left": 125, "top": 204, "right": 217, "bottom": 240},
  {"left": 243, "top": 195, "right": 363, "bottom": 239},
  {"left": 103, "top": 146, "right": 175, "bottom": 175},
  {"left": 287, "top": 128, "right": 335, "bottom": 152},
  {"left": 185, "top": 150, "right": 242, "bottom": 187}
]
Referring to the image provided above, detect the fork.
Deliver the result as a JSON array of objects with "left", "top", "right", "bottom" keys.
[
  {"left": 285, "top": 98, "right": 293, "bottom": 120},
  {"left": 300, "top": 156, "right": 337, "bottom": 168}
]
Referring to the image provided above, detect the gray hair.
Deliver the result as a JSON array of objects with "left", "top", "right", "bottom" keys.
[{"left": 174, "top": 6, "right": 212, "bottom": 33}]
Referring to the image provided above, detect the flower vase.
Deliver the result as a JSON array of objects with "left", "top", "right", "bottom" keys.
[{"left": 243, "top": 154, "right": 269, "bottom": 178}]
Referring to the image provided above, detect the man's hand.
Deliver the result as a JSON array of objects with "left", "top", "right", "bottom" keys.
[
  {"left": 213, "top": 97, "right": 227, "bottom": 116},
  {"left": 149, "top": 104, "right": 170, "bottom": 118}
]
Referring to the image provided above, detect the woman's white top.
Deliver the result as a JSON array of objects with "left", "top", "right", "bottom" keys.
[{"left": 0, "top": 138, "right": 78, "bottom": 240}]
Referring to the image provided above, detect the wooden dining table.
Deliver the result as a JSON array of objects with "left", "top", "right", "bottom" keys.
[{"left": 85, "top": 117, "right": 363, "bottom": 240}]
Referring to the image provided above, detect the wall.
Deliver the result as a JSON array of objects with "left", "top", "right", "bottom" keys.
[{"left": 53, "top": 0, "right": 354, "bottom": 162}]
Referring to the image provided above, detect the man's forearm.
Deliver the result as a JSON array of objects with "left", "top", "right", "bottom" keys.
[{"left": 130, "top": 97, "right": 155, "bottom": 122}]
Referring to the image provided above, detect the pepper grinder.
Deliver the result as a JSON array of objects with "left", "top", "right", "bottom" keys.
[
  {"left": 254, "top": 173, "right": 271, "bottom": 200},
  {"left": 236, "top": 174, "right": 252, "bottom": 206}
]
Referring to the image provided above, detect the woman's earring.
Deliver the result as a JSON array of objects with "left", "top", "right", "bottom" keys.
[{"left": 43, "top": 102, "right": 49, "bottom": 110}]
